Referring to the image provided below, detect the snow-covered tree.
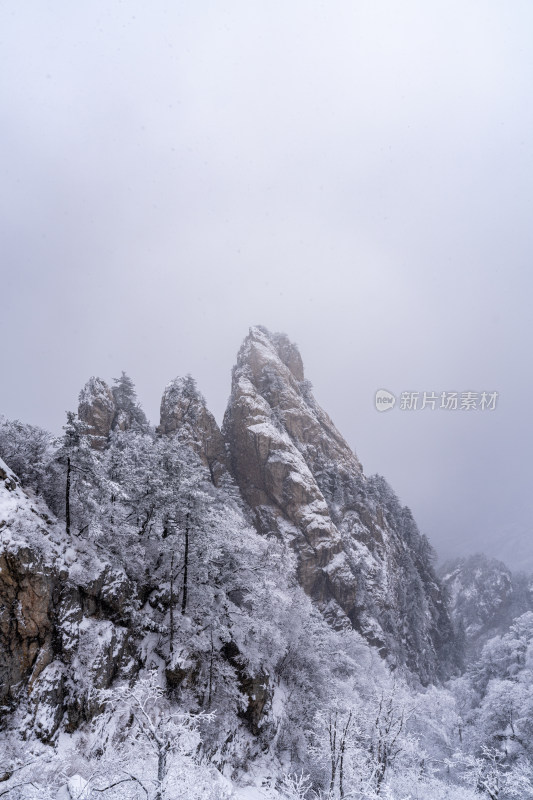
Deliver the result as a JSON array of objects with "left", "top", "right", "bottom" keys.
[{"left": 112, "top": 372, "right": 149, "bottom": 433}]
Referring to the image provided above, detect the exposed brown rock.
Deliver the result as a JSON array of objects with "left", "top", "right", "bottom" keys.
[
  {"left": 223, "top": 326, "right": 359, "bottom": 621},
  {"left": 78, "top": 377, "right": 116, "bottom": 449},
  {"left": 0, "top": 546, "right": 54, "bottom": 707},
  {"left": 223, "top": 327, "right": 456, "bottom": 682},
  {"left": 0, "top": 457, "right": 138, "bottom": 738},
  {"left": 77, "top": 374, "right": 149, "bottom": 448},
  {"left": 158, "top": 375, "right": 229, "bottom": 486}
]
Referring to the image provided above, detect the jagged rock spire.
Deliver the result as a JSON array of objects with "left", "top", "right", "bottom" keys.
[
  {"left": 78, "top": 377, "right": 116, "bottom": 450},
  {"left": 158, "top": 375, "right": 229, "bottom": 486},
  {"left": 223, "top": 326, "right": 360, "bottom": 617},
  {"left": 223, "top": 326, "right": 456, "bottom": 683},
  {"left": 78, "top": 374, "right": 149, "bottom": 449}
]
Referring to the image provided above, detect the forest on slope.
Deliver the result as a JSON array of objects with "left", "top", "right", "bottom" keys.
[{"left": 1, "top": 330, "right": 532, "bottom": 800}]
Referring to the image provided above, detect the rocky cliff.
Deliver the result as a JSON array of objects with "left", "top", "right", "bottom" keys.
[
  {"left": 0, "top": 450, "right": 278, "bottom": 746},
  {"left": 78, "top": 373, "right": 148, "bottom": 448},
  {"left": 222, "top": 327, "right": 360, "bottom": 622},
  {"left": 0, "top": 456, "right": 138, "bottom": 741},
  {"left": 223, "top": 326, "right": 456, "bottom": 682},
  {"left": 158, "top": 375, "right": 230, "bottom": 486},
  {"left": 78, "top": 377, "right": 116, "bottom": 449}
]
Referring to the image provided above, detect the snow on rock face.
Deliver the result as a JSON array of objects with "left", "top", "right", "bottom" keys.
[
  {"left": 441, "top": 553, "right": 533, "bottom": 661},
  {"left": 223, "top": 327, "right": 457, "bottom": 682},
  {"left": 158, "top": 375, "right": 230, "bottom": 486},
  {"left": 0, "top": 457, "right": 55, "bottom": 707},
  {"left": 223, "top": 328, "right": 357, "bottom": 618},
  {"left": 0, "top": 456, "right": 137, "bottom": 740},
  {"left": 78, "top": 375, "right": 149, "bottom": 446},
  {"left": 78, "top": 377, "right": 116, "bottom": 450}
]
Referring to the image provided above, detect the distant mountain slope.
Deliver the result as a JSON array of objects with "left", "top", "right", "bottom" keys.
[{"left": 440, "top": 553, "right": 533, "bottom": 661}]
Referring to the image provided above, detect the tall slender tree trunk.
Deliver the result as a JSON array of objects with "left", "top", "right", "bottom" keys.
[
  {"left": 169, "top": 551, "right": 175, "bottom": 657},
  {"left": 339, "top": 711, "right": 352, "bottom": 798},
  {"left": 329, "top": 714, "right": 337, "bottom": 795},
  {"left": 155, "top": 744, "right": 166, "bottom": 800},
  {"left": 375, "top": 756, "right": 386, "bottom": 795},
  {"left": 181, "top": 506, "right": 190, "bottom": 615},
  {"left": 208, "top": 629, "right": 214, "bottom": 708},
  {"left": 65, "top": 456, "right": 71, "bottom": 536}
]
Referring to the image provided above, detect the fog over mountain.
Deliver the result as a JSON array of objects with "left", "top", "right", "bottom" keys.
[
  {"left": 2, "top": 1, "right": 532, "bottom": 571},
  {"left": 2, "top": 327, "right": 533, "bottom": 799},
  {"left": 4, "top": 5, "right": 533, "bottom": 797}
]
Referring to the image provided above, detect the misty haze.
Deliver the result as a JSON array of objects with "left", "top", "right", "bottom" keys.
[{"left": 1, "top": 3, "right": 533, "bottom": 799}]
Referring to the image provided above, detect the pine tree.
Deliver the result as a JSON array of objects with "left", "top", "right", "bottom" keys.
[{"left": 112, "top": 371, "right": 149, "bottom": 433}]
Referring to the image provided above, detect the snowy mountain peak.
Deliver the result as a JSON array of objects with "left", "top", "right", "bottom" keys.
[
  {"left": 242, "top": 325, "right": 306, "bottom": 382},
  {"left": 224, "top": 327, "right": 456, "bottom": 682}
]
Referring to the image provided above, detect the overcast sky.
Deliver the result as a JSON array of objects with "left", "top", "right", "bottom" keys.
[{"left": 2, "top": 1, "right": 532, "bottom": 569}]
